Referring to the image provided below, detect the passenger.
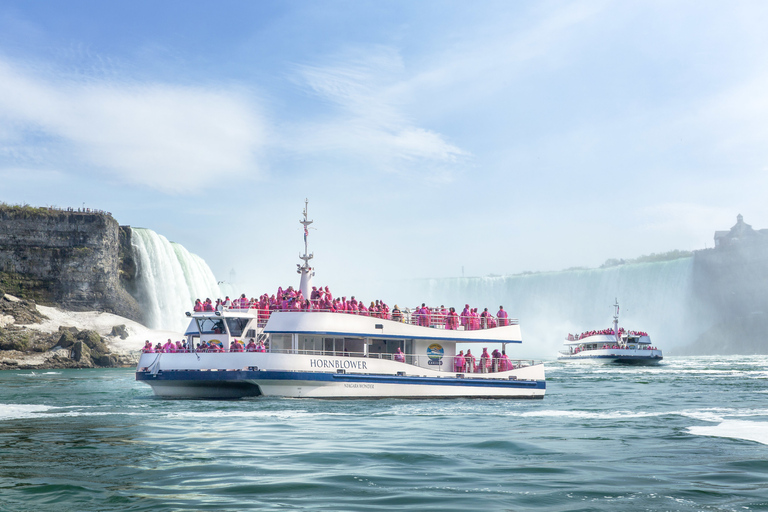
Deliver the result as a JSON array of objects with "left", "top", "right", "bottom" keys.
[
  {"left": 143, "top": 340, "right": 154, "bottom": 353},
  {"left": 256, "top": 341, "right": 266, "bottom": 352},
  {"left": 480, "top": 308, "right": 489, "bottom": 329},
  {"left": 417, "top": 303, "right": 430, "bottom": 327},
  {"left": 203, "top": 298, "right": 214, "bottom": 311},
  {"left": 215, "top": 299, "right": 223, "bottom": 312},
  {"left": 497, "top": 306, "right": 509, "bottom": 326},
  {"left": 193, "top": 299, "right": 203, "bottom": 312},
  {"left": 480, "top": 347, "right": 490, "bottom": 373},
  {"left": 465, "top": 349, "right": 476, "bottom": 373},
  {"left": 223, "top": 296, "right": 232, "bottom": 308},
  {"left": 246, "top": 339, "right": 257, "bottom": 352},
  {"left": 454, "top": 350, "right": 466, "bottom": 372},
  {"left": 446, "top": 307, "right": 460, "bottom": 330},
  {"left": 394, "top": 347, "right": 405, "bottom": 363},
  {"left": 499, "top": 350, "right": 513, "bottom": 371},
  {"left": 461, "top": 304, "right": 471, "bottom": 330},
  {"left": 392, "top": 305, "right": 402, "bottom": 322},
  {"left": 154, "top": 342, "right": 163, "bottom": 352},
  {"left": 491, "top": 348, "right": 501, "bottom": 372}
]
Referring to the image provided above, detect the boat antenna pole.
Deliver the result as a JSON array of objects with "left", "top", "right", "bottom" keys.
[
  {"left": 613, "top": 298, "right": 620, "bottom": 345},
  {"left": 298, "top": 199, "right": 314, "bottom": 299}
]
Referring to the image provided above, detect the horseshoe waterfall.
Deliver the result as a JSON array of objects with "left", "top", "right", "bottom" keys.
[{"left": 130, "top": 228, "right": 222, "bottom": 332}]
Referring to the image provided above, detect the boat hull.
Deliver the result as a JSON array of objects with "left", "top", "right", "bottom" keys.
[
  {"left": 135, "top": 352, "right": 545, "bottom": 399},
  {"left": 558, "top": 349, "right": 663, "bottom": 365},
  {"left": 136, "top": 369, "right": 545, "bottom": 399}
]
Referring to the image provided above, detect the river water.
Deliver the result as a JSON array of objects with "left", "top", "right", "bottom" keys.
[{"left": 1, "top": 356, "right": 767, "bottom": 511}]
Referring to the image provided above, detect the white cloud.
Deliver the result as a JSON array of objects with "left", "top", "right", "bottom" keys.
[
  {"left": 0, "top": 58, "right": 267, "bottom": 193},
  {"left": 287, "top": 46, "right": 468, "bottom": 181}
]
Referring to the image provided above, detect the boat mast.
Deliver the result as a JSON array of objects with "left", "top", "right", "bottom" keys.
[
  {"left": 298, "top": 199, "right": 314, "bottom": 299},
  {"left": 613, "top": 298, "right": 620, "bottom": 345}
]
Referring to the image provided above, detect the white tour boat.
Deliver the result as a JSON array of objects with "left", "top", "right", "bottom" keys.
[
  {"left": 135, "top": 202, "right": 546, "bottom": 399},
  {"left": 558, "top": 300, "right": 662, "bottom": 364}
]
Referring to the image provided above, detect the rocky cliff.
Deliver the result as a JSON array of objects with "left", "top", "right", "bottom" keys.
[{"left": 0, "top": 205, "right": 141, "bottom": 322}]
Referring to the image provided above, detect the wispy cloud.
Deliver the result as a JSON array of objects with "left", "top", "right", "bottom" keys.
[
  {"left": 287, "top": 46, "right": 468, "bottom": 182},
  {"left": 0, "top": 57, "right": 267, "bottom": 193}
]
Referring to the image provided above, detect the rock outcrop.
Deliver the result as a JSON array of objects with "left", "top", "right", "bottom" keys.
[{"left": 0, "top": 205, "right": 142, "bottom": 322}]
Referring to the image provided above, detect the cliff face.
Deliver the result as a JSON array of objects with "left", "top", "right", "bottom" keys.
[
  {"left": 0, "top": 206, "right": 142, "bottom": 322},
  {"left": 681, "top": 239, "right": 768, "bottom": 355}
]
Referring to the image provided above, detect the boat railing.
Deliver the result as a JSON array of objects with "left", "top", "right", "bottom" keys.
[
  {"left": 562, "top": 344, "right": 661, "bottom": 355},
  {"left": 205, "top": 306, "right": 519, "bottom": 330},
  {"left": 155, "top": 347, "right": 536, "bottom": 372}
]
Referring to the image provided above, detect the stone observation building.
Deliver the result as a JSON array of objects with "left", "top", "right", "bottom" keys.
[{"left": 714, "top": 214, "right": 768, "bottom": 248}]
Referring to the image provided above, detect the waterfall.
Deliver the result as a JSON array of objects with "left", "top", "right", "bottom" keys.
[
  {"left": 131, "top": 228, "right": 222, "bottom": 331},
  {"left": 378, "top": 258, "right": 700, "bottom": 358}
]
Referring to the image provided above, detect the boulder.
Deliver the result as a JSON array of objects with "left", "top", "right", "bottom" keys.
[
  {"left": 71, "top": 341, "right": 92, "bottom": 365},
  {"left": 78, "top": 330, "right": 107, "bottom": 355},
  {"left": 93, "top": 354, "right": 120, "bottom": 367},
  {"left": 56, "top": 330, "right": 77, "bottom": 349},
  {"left": 110, "top": 324, "right": 129, "bottom": 339}
]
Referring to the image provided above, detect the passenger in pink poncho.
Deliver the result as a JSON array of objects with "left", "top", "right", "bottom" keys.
[
  {"left": 479, "top": 347, "right": 490, "bottom": 373},
  {"left": 465, "top": 349, "right": 476, "bottom": 372},
  {"left": 394, "top": 347, "right": 405, "bottom": 362},
  {"left": 454, "top": 350, "right": 466, "bottom": 372},
  {"left": 499, "top": 350, "right": 513, "bottom": 371},
  {"left": 461, "top": 305, "right": 470, "bottom": 329},
  {"left": 497, "top": 306, "right": 509, "bottom": 326},
  {"left": 446, "top": 307, "right": 459, "bottom": 330}
]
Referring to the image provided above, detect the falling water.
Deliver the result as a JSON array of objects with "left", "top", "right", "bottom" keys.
[
  {"left": 131, "top": 228, "right": 222, "bottom": 331},
  {"left": 380, "top": 258, "right": 701, "bottom": 357}
]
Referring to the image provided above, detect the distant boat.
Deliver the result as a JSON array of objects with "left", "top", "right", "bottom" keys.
[{"left": 558, "top": 299, "right": 663, "bottom": 364}]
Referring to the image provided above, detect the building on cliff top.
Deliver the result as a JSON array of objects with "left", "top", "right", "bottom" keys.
[{"left": 714, "top": 214, "right": 768, "bottom": 248}]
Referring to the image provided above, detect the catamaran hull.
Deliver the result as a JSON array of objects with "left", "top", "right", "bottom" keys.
[
  {"left": 136, "top": 351, "right": 545, "bottom": 399},
  {"left": 557, "top": 351, "right": 663, "bottom": 365},
  {"left": 136, "top": 369, "right": 545, "bottom": 399}
]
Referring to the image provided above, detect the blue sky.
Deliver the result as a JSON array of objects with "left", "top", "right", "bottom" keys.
[{"left": 1, "top": 1, "right": 767, "bottom": 296}]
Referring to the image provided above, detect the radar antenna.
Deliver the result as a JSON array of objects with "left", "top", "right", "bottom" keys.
[{"left": 298, "top": 199, "right": 315, "bottom": 299}]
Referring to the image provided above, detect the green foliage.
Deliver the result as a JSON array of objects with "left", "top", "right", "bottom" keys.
[
  {"left": 600, "top": 250, "right": 693, "bottom": 269},
  {"left": 0, "top": 203, "right": 61, "bottom": 219}
]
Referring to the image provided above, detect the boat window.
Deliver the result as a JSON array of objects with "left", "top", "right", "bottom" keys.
[
  {"left": 369, "top": 338, "right": 404, "bottom": 359},
  {"left": 246, "top": 329, "right": 256, "bottom": 339},
  {"left": 198, "top": 318, "right": 227, "bottom": 335},
  {"left": 300, "top": 336, "right": 323, "bottom": 355},
  {"left": 184, "top": 319, "right": 199, "bottom": 336},
  {"left": 271, "top": 334, "right": 291, "bottom": 353},
  {"left": 225, "top": 317, "right": 249, "bottom": 337},
  {"left": 343, "top": 337, "right": 364, "bottom": 356}
]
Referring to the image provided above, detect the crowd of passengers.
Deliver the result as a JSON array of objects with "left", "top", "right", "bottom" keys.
[
  {"left": 567, "top": 327, "right": 650, "bottom": 341},
  {"left": 143, "top": 338, "right": 268, "bottom": 353},
  {"left": 190, "top": 285, "right": 512, "bottom": 330},
  {"left": 453, "top": 347, "right": 516, "bottom": 372},
  {"left": 570, "top": 343, "right": 659, "bottom": 354}
]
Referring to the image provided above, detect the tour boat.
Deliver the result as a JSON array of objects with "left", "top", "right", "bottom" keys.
[
  {"left": 558, "top": 300, "right": 663, "bottom": 364},
  {"left": 135, "top": 202, "right": 546, "bottom": 399}
]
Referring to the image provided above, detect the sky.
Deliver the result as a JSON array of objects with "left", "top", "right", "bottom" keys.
[{"left": 1, "top": 0, "right": 768, "bottom": 298}]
